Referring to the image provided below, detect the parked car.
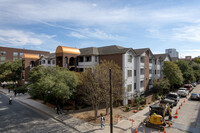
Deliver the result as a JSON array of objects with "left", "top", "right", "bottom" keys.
[
  {"left": 177, "top": 88, "right": 189, "bottom": 97},
  {"left": 192, "top": 82, "right": 197, "bottom": 87},
  {"left": 184, "top": 84, "right": 193, "bottom": 92},
  {"left": 165, "top": 92, "right": 179, "bottom": 106},
  {"left": 190, "top": 93, "right": 200, "bottom": 100},
  {"left": 160, "top": 98, "right": 176, "bottom": 108}
]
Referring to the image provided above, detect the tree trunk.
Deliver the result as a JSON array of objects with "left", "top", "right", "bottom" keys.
[
  {"left": 106, "top": 102, "right": 109, "bottom": 115},
  {"left": 94, "top": 104, "right": 98, "bottom": 120}
]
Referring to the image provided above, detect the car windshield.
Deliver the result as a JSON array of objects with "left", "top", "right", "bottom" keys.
[
  {"left": 184, "top": 86, "right": 190, "bottom": 88},
  {"left": 167, "top": 94, "right": 177, "bottom": 98}
]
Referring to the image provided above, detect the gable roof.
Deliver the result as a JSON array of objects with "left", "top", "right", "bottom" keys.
[
  {"left": 80, "top": 45, "right": 133, "bottom": 56},
  {"left": 154, "top": 54, "right": 171, "bottom": 61},
  {"left": 133, "top": 48, "right": 155, "bottom": 59},
  {"left": 40, "top": 53, "right": 56, "bottom": 60}
]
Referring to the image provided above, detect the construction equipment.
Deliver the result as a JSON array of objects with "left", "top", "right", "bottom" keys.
[{"left": 145, "top": 103, "right": 172, "bottom": 130}]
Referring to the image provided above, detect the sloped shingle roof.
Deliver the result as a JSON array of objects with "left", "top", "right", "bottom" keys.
[{"left": 80, "top": 45, "right": 131, "bottom": 56}]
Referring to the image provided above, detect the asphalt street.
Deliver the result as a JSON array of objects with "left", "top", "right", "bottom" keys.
[
  {"left": 0, "top": 93, "right": 78, "bottom": 133},
  {"left": 130, "top": 85, "right": 200, "bottom": 133}
]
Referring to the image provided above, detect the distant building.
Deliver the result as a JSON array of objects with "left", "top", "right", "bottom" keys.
[
  {"left": 165, "top": 48, "right": 179, "bottom": 58},
  {"left": 185, "top": 56, "right": 192, "bottom": 61},
  {"left": 0, "top": 46, "right": 49, "bottom": 64}
]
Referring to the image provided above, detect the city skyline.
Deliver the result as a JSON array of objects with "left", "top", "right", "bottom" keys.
[{"left": 1, "top": 0, "right": 200, "bottom": 57}]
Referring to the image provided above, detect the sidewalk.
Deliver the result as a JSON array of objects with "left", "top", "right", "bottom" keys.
[{"left": 0, "top": 87, "right": 150, "bottom": 133}]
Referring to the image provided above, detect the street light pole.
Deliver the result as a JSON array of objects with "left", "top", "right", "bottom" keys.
[{"left": 109, "top": 68, "right": 113, "bottom": 133}]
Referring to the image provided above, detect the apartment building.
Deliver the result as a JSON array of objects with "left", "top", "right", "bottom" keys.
[
  {"left": 20, "top": 45, "right": 171, "bottom": 105},
  {"left": 0, "top": 46, "right": 49, "bottom": 64}
]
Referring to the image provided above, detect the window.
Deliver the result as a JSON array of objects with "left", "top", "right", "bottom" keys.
[
  {"left": 128, "top": 55, "right": 132, "bottom": 63},
  {"left": 128, "top": 70, "right": 132, "bottom": 77},
  {"left": 149, "top": 59, "right": 152, "bottom": 63},
  {"left": 155, "top": 60, "right": 157, "bottom": 65},
  {"left": 78, "top": 56, "right": 84, "bottom": 62},
  {"left": 1, "top": 51, "right": 6, "bottom": 55},
  {"left": 140, "top": 80, "right": 144, "bottom": 87},
  {"left": 42, "top": 60, "right": 45, "bottom": 64},
  {"left": 134, "top": 70, "right": 136, "bottom": 76},
  {"left": 149, "top": 79, "right": 153, "bottom": 85},
  {"left": 140, "top": 56, "right": 144, "bottom": 63},
  {"left": 13, "top": 52, "right": 18, "bottom": 56},
  {"left": 95, "top": 56, "right": 98, "bottom": 62},
  {"left": 1, "top": 57, "right": 6, "bottom": 61},
  {"left": 140, "top": 69, "right": 144, "bottom": 75},
  {"left": 52, "top": 60, "right": 55, "bottom": 64},
  {"left": 20, "top": 53, "right": 23, "bottom": 56},
  {"left": 127, "top": 85, "right": 132, "bottom": 92},
  {"left": 149, "top": 69, "right": 152, "bottom": 74},
  {"left": 155, "top": 70, "right": 156, "bottom": 74},
  {"left": 86, "top": 56, "right": 91, "bottom": 62},
  {"left": 134, "top": 83, "right": 136, "bottom": 90},
  {"left": 79, "top": 68, "right": 84, "bottom": 72},
  {"left": 48, "top": 60, "right": 51, "bottom": 64},
  {"left": 13, "top": 57, "right": 18, "bottom": 61}
]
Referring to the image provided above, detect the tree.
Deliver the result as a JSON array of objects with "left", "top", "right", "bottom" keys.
[
  {"left": 152, "top": 79, "right": 170, "bottom": 95},
  {"left": 0, "top": 59, "right": 22, "bottom": 84},
  {"left": 78, "top": 68, "right": 102, "bottom": 119},
  {"left": 190, "top": 62, "right": 200, "bottom": 81},
  {"left": 77, "top": 60, "right": 123, "bottom": 118},
  {"left": 194, "top": 57, "right": 200, "bottom": 64},
  {"left": 163, "top": 61, "right": 183, "bottom": 90},
  {"left": 97, "top": 60, "right": 123, "bottom": 115},
  {"left": 176, "top": 60, "right": 196, "bottom": 83},
  {"left": 28, "top": 66, "right": 79, "bottom": 103}
]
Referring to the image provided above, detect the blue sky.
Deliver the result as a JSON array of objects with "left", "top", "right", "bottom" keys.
[{"left": 1, "top": 0, "right": 200, "bottom": 57}]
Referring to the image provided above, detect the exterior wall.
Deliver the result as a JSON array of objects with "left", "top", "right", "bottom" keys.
[
  {"left": 99, "top": 54, "right": 123, "bottom": 68},
  {"left": 0, "top": 46, "right": 49, "bottom": 64},
  {"left": 144, "top": 51, "right": 149, "bottom": 92},
  {"left": 77, "top": 55, "right": 99, "bottom": 70},
  {"left": 40, "top": 58, "right": 56, "bottom": 68},
  {"left": 22, "top": 58, "right": 39, "bottom": 82},
  {"left": 122, "top": 51, "right": 135, "bottom": 105}
]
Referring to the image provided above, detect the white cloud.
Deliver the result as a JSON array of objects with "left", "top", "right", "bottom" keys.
[
  {"left": 0, "top": 29, "right": 57, "bottom": 47},
  {"left": 69, "top": 32, "right": 87, "bottom": 39},
  {"left": 0, "top": 30, "right": 42, "bottom": 46},
  {"left": 69, "top": 28, "right": 124, "bottom": 41},
  {"left": 172, "top": 25, "right": 200, "bottom": 42},
  {"left": 1, "top": 0, "right": 200, "bottom": 26}
]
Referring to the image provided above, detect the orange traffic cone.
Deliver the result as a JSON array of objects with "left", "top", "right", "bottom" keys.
[
  {"left": 184, "top": 100, "right": 185, "bottom": 103},
  {"left": 143, "top": 128, "right": 145, "bottom": 133},
  {"left": 150, "top": 129, "right": 152, "bottom": 133},
  {"left": 163, "top": 127, "right": 166, "bottom": 133},
  {"left": 135, "top": 127, "right": 138, "bottom": 133},
  {"left": 181, "top": 103, "right": 183, "bottom": 106},
  {"left": 176, "top": 109, "right": 178, "bottom": 114},
  {"left": 158, "top": 129, "right": 160, "bottom": 133},
  {"left": 179, "top": 106, "right": 181, "bottom": 109}
]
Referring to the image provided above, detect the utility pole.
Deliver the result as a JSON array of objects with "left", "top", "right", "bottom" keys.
[{"left": 109, "top": 68, "right": 113, "bottom": 133}]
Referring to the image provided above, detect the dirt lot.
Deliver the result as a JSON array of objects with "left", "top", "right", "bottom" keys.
[{"left": 68, "top": 106, "right": 146, "bottom": 124}]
